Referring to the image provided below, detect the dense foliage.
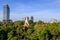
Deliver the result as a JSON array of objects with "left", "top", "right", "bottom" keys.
[{"left": 0, "top": 20, "right": 60, "bottom": 40}]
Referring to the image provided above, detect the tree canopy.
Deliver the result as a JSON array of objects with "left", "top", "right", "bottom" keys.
[{"left": 0, "top": 20, "right": 60, "bottom": 40}]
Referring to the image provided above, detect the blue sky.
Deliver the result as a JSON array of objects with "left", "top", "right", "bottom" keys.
[{"left": 0, "top": 0, "right": 60, "bottom": 22}]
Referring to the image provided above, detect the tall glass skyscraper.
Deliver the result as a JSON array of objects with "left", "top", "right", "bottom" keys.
[{"left": 3, "top": 4, "right": 10, "bottom": 20}]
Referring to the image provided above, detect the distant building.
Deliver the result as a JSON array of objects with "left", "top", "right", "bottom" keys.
[
  {"left": 24, "top": 16, "right": 29, "bottom": 22},
  {"left": 24, "top": 16, "right": 29, "bottom": 26},
  {"left": 23, "top": 16, "right": 29, "bottom": 30},
  {"left": 3, "top": 4, "right": 10, "bottom": 20},
  {"left": 50, "top": 18, "right": 57, "bottom": 23},
  {"left": 31, "top": 16, "right": 34, "bottom": 21}
]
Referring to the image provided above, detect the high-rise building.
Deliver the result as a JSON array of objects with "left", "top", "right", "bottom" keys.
[
  {"left": 3, "top": 4, "right": 10, "bottom": 20},
  {"left": 31, "top": 16, "right": 33, "bottom": 21}
]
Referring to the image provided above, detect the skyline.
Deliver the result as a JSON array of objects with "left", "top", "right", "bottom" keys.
[{"left": 0, "top": 0, "right": 60, "bottom": 22}]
